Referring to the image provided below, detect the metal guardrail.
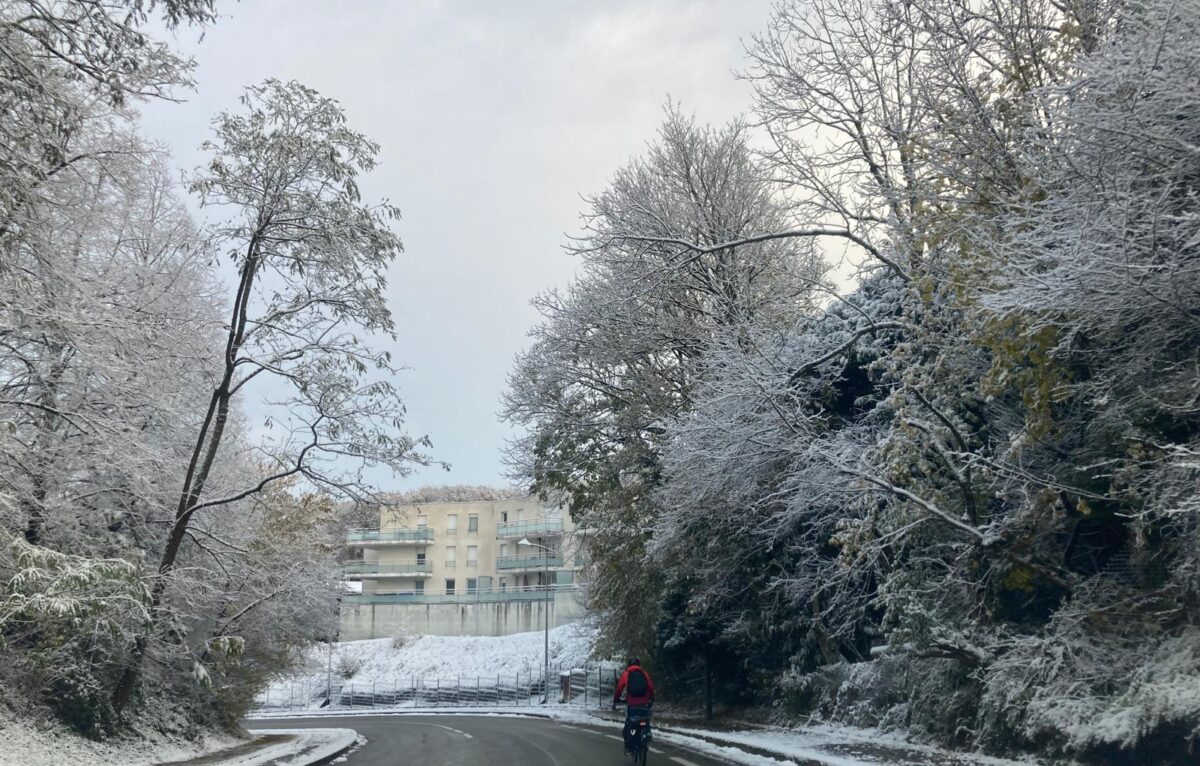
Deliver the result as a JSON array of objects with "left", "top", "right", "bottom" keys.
[
  {"left": 496, "top": 518, "right": 564, "bottom": 538},
  {"left": 347, "top": 528, "right": 435, "bottom": 545},
  {"left": 496, "top": 553, "right": 563, "bottom": 570},
  {"left": 253, "top": 662, "right": 621, "bottom": 713},
  {"left": 344, "top": 584, "right": 577, "bottom": 606},
  {"left": 343, "top": 561, "right": 433, "bottom": 577}
]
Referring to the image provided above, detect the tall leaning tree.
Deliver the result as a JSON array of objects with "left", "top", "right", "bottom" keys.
[{"left": 113, "top": 79, "right": 428, "bottom": 711}]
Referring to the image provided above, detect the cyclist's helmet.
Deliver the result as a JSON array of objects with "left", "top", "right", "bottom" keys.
[{"left": 627, "top": 657, "right": 641, "bottom": 667}]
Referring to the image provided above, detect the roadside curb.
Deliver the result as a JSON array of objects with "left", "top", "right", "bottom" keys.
[
  {"left": 645, "top": 722, "right": 1034, "bottom": 766},
  {"left": 652, "top": 724, "right": 800, "bottom": 764},
  {"left": 556, "top": 714, "right": 802, "bottom": 765},
  {"left": 301, "top": 735, "right": 356, "bottom": 766}
]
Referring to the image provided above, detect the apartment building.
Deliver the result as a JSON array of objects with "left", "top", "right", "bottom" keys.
[{"left": 339, "top": 497, "right": 585, "bottom": 638}]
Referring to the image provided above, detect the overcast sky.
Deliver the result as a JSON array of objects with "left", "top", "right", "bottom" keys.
[{"left": 139, "top": 0, "right": 777, "bottom": 491}]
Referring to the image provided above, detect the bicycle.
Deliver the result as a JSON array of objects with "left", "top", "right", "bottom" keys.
[{"left": 616, "top": 701, "right": 652, "bottom": 765}]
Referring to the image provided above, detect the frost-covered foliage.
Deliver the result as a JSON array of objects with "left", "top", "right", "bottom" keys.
[
  {"left": 0, "top": 530, "right": 151, "bottom": 734},
  {"left": 387, "top": 485, "right": 524, "bottom": 504},
  {"left": 0, "top": 0, "right": 418, "bottom": 739},
  {"left": 0, "top": 0, "right": 215, "bottom": 240},
  {"left": 507, "top": 0, "right": 1200, "bottom": 761},
  {"left": 504, "top": 107, "right": 828, "bottom": 658}
]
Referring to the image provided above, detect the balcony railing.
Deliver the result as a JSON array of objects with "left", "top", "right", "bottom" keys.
[
  {"left": 346, "top": 527, "right": 434, "bottom": 545},
  {"left": 495, "top": 553, "right": 563, "bottom": 570},
  {"left": 496, "top": 518, "right": 564, "bottom": 539},
  {"left": 344, "top": 584, "right": 577, "bottom": 606},
  {"left": 343, "top": 561, "right": 433, "bottom": 579}
]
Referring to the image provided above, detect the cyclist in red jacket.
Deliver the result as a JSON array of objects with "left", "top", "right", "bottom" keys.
[{"left": 612, "top": 658, "right": 655, "bottom": 752}]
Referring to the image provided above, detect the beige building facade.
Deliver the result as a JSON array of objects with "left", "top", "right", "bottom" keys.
[{"left": 339, "top": 497, "right": 586, "bottom": 638}]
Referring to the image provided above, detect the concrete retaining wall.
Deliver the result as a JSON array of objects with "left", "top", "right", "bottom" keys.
[{"left": 339, "top": 590, "right": 585, "bottom": 639}]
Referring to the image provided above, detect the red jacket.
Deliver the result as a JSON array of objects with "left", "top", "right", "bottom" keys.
[{"left": 613, "top": 664, "right": 655, "bottom": 707}]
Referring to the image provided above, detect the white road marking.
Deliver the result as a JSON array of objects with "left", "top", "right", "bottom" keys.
[
  {"left": 649, "top": 747, "right": 663, "bottom": 753},
  {"left": 395, "top": 721, "right": 474, "bottom": 740},
  {"left": 604, "top": 734, "right": 624, "bottom": 742},
  {"left": 670, "top": 758, "right": 702, "bottom": 766}
]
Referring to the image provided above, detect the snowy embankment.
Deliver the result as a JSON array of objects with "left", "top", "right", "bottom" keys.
[
  {"left": 0, "top": 712, "right": 359, "bottom": 766},
  {"left": 0, "top": 712, "right": 242, "bottom": 766},
  {"left": 258, "top": 621, "right": 599, "bottom": 705}
]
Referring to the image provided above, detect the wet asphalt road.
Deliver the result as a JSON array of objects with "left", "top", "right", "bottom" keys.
[{"left": 248, "top": 714, "right": 735, "bottom": 766}]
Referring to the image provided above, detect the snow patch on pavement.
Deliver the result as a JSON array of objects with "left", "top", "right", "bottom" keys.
[{"left": 234, "top": 729, "right": 357, "bottom": 766}]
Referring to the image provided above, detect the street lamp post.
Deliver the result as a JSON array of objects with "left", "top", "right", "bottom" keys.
[
  {"left": 517, "top": 537, "right": 553, "bottom": 703},
  {"left": 325, "top": 593, "right": 342, "bottom": 707}
]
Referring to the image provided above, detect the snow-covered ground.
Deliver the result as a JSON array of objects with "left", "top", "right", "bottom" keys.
[
  {"left": 212, "top": 729, "right": 357, "bottom": 766},
  {"left": 257, "top": 621, "right": 601, "bottom": 706},
  {"left": 0, "top": 712, "right": 243, "bottom": 766}
]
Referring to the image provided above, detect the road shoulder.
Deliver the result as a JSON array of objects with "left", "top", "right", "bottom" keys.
[{"left": 155, "top": 728, "right": 358, "bottom": 766}]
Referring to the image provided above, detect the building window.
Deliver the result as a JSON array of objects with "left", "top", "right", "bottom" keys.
[
  {"left": 500, "top": 542, "right": 508, "bottom": 557},
  {"left": 445, "top": 545, "right": 456, "bottom": 568},
  {"left": 468, "top": 514, "right": 479, "bottom": 533},
  {"left": 467, "top": 578, "right": 478, "bottom": 595},
  {"left": 467, "top": 545, "right": 478, "bottom": 568},
  {"left": 416, "top": 514, "right": 428, "bottom": 528},
  {"left": 499, "top": 579, "right": 507, "bottom": 592},
  {"left": 446, "top": 579, "right": 455, "bottom": 595},
  {"left": 500, "top": 511, "right": 508, "bottom": 522},
  {"left": 416, "top": 551, "right": 426, "bottom": 564},
  {"left": 414, "top": 580, "right": 424, "bottom": 593},
  {"left": 446, "top": 514, "right": 458, "bottom": 534}
]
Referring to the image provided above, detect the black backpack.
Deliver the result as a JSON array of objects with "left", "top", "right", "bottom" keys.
[{"left": 627, "top": 668, "right": 648, "bottom": 697}]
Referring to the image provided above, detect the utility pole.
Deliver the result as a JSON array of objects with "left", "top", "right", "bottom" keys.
[
  {"left": 326, "top": 637, "right": 334, "bottom": 704},
  {"left": 518, "top": 537, "right": 553, "bottom": 703},
  {"left": 325, "top": 593, "right": 342, "bottom": 706}
]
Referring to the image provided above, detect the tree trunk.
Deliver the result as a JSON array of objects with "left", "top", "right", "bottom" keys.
[
  {"left": 111, "top": 245, "right": 261, "bottom": 712},
  {"left": 23, "top": 343, "right": 68, "bottom": 545},
  {"left": 704, "top": 656, "right": 714, "bottom": 721}
]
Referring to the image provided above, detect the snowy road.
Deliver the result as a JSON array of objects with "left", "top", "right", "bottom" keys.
[{"left": 248, "top": 714, "right": 775, "bottom": 766}]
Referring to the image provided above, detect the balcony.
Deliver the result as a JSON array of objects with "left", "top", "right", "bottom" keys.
[
  {"left": 346, "top": 527, "right": 434, "bottom": 546},
  {"left": 343, "top": 561, "right": 433, "bottom": 580},
  {"left": 496, "top": 518, "right": 564, "bottom": 539},
  {"left": 496, "top": 552, "right": 563, "bottom": 571},
  {"left": 344, "top": 584, "right": 577, "bottom": 606}
]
